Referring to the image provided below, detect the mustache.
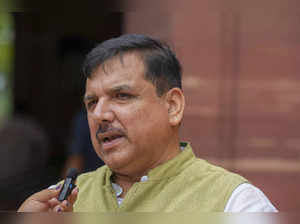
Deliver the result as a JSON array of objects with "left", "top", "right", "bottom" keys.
[{"left": 96, "top": 122, "right": 126, "bottom": 141}]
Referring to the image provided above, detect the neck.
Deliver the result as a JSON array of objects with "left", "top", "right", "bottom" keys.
[
  {"left": 112, "top": 137, "right": 181, "bottom": 197},
  {"left": 111, "top": 172, "right": 141, "bottom": 197}
]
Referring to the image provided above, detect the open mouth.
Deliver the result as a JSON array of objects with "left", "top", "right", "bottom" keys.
[
  {"left": 102, "top": 134, "right": 123, "bottom": 143},
  {"left": 96, "top": 126, "right": 126, "bottom": 149}
]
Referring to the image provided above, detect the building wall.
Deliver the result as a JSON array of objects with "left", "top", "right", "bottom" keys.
[{"left": 123, "top": 0, "right": 300, "bottom": 211}]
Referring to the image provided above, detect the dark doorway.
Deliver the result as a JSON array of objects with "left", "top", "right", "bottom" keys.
[{"left": 4, "top": 12, "right": 122, "bottom": 210}]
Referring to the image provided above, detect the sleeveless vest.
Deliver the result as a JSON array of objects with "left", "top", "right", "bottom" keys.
[{"left": 73, "top": 143, "right": 247, "bottom": 212}]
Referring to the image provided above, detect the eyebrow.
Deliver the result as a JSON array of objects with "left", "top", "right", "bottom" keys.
[
  {"left": 83, "top": 84, "right": 133, "bottom": 102},
  {"left": 83, "top": 95, "right": 96, "bottom": 103},
  {"left": 111, "top": 84, "right": 132, "bottom": 92}
]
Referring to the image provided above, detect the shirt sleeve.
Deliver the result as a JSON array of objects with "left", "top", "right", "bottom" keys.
[{"left": 224, "top": 183, "right": 278, "bottom": 212}]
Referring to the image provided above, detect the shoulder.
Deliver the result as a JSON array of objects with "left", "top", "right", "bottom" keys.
[
  {"left": 188, "top": 157, "right": 247, "bottom": 184},
  {"left": 186, "top": 158, "right": 248, "bottom": 209},
  {"left": 181, "top": 143, "right": 247, "bottom": 184},
  {"left": 164, "top": 154, "right": 249, "bottom": 211},
  {"left": 188, "top": 159, "right": 278, "bottom": 212}
]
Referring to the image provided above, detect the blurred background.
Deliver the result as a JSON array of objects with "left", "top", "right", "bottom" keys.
[{"left": 0, "top": 0, "right": 300, "bottom": 211}]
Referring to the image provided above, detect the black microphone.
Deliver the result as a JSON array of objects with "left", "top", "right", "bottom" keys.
[{"left": 58, "top": 168, "right": 78, "bottom": 202}]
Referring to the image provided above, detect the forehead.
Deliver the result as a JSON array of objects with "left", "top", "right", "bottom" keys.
[{"left": 86, "top": 53, "right": 147, "bottom": 89}]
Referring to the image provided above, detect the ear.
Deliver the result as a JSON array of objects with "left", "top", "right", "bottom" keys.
[{"left": 165, "top": 88, "right": 185, "bottom": 126}]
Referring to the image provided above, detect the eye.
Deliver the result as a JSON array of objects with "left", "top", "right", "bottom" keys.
[
  {"left": 115, "top": 93, "right": 133, "bottom": 100},
  {"left": 86, "top": 99, "right": 97, "bottom": 109}
]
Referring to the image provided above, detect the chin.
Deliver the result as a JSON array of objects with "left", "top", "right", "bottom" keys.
[
  {"left": 95, "top": 143, "right": 137, "bottom": 172},
  {"left": 102, "top": 154, "right": 130, "bottom": 169}
]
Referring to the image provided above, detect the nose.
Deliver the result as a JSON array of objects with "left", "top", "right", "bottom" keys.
[{"left": 92, "top": 98, "right": 114, "bottom": 123}]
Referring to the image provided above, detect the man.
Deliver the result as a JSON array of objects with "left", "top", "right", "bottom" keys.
[{"left": 18, "top": 34, "right": 277, "bottom": 212}]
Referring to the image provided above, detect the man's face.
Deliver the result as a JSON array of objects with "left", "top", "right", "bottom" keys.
[{"left": 84, "top": 53, "right": 173, "bottom": 175}]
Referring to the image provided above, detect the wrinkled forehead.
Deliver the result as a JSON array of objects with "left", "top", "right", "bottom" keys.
[
  {"left": 89, "top": 52, "right": 146, "bottom": 79},
  {"left": 85, "top": 52, "right": 150, "bottom": 93}
]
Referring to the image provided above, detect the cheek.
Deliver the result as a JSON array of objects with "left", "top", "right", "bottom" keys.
[
  {"left": 87, "top": 117, "right": 97, "bottom": 139},
  {"left": 120, "top": 105, "right": 150, "bottom": 125},
  {"left": 121, "top": 105, "right": 169, "bottom": 138}
]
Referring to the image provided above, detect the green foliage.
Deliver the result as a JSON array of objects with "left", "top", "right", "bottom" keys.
[{"left": 0, "top": 12, "right": 14, "bottom": 121}]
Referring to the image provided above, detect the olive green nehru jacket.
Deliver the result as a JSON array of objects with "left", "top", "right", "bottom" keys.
[{"left": 72, "top": 143, "right": 247, "bottom": 212}]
